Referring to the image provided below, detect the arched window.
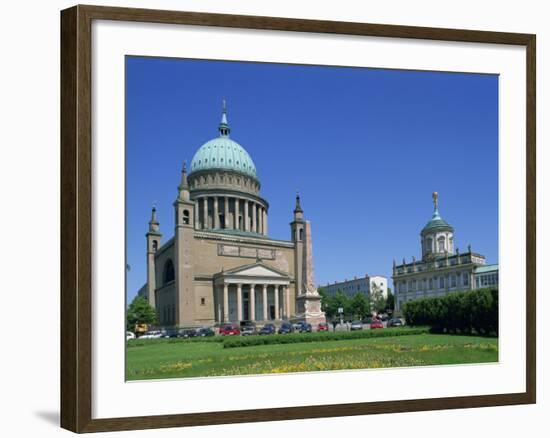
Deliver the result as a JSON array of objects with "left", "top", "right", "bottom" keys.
[
  {"left": 152, "top": 240, "right": 158, "bottom": 252},
  {"left": 299, "top": 228, "right": 304, "bottom": 241},
  {"left": 183, "top": 210, "right": 190, "bottom": 225},
  {"left": 163, "top": 259, "right": 175, "bottom": 284},
  {"left": 438, "top": 236, "right": 445, "bottom": 252}
]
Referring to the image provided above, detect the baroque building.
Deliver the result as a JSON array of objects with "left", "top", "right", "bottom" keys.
[
  {"left": 392, "top": 192, "right": 498, "bottom": 312},
  {"left": 137, "top": 103, "right": 325, "bottom": 327}
]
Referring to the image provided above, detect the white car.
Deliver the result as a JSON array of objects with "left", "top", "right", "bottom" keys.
[
  {"left": 126, "top": 331, "right": 135, "bottom": 341},
  {"left": 139, "top": 330, "right": 163, "bottom": 339}
]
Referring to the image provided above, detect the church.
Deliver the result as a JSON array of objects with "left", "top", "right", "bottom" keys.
[{"left": 138, "top": 103, "right": 325, "bottom": 328}]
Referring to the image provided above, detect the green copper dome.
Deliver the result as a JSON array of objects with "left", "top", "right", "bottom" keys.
[
  {"left": 189, "top": 103, "right": 258, "bottom": 180},
  {"left": 421, "top": 192, "right": 454, "bottom": 234}
]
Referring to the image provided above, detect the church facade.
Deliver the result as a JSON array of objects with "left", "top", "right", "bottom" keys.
[
  {"left": 137, "top": 104, "right": 325, "bottom": 327},
  {"left": 392, "top": 192, "right": 498, "bottom": 312}
]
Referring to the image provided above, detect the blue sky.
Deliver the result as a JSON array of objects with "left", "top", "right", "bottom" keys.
[{"left": 126, "top": 56, "right": 498, "bottom": 299}]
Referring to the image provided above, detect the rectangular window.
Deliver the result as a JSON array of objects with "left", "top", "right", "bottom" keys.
[
  {"left": 439, "top": 277, "right": 445, "bottom": 289},
  {"left": 429, "top": 278, "right": 433, "bottom": 290},
  {"left": 451, "top": 274, "right": 457, "bottom": 288},
  {"left": 463, "top": 272, "right": 469, "bottom": 286}
]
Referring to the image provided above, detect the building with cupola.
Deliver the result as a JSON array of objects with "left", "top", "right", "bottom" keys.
[
  {"left": 392, "top": 192, "right": 498, "bottom": 312},
  {"left": 137, "top": 102, "right": 325, "bottom": 327}
]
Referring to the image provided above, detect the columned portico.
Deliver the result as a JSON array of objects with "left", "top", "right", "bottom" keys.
[{"left": 214, "top": 262, "right": 291, "bottom": 323}]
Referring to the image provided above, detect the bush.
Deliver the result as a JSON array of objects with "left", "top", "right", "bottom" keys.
[
  {"left": 222, "top": 327, "right": 429, "bottom": 348},
  {"left": 403, "top": 288, "right": 498, "bottom": 336}
]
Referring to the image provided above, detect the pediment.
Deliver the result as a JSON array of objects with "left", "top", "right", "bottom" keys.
[{"left": 223, "top": 263, "right": 289, "bottom": 279}]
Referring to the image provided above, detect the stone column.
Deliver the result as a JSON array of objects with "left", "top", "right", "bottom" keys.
[
  {"left": 251, "top": 202, "right": 257, "bottom": 233},
  {"left": 194, "top": 201, "right": 199, "bottom": 229},
  {"left": 234, "top": 198, "right": 239, "bottom": 229},
  {"left": 263, "top": 209, "right": 268, "bottom": 235},
  {"left": 237, "top": 283, "right": 243, "bottom": 321},
  {"left": 244, "top": 200, "right": 249, "bottom": 231},
  {"left": 224, "top": 196, "right": 230, "bottom": 229},
  {"left": 274, "top": 285, "right": 280, "bottom": 320},
  {"left": 262, "top": 284, "right": 268, "bottom": 320},
  {"left": 249, "top": 284, "right": 256, "bottom": 321},
  {"left": 284, "top": 285, "right": 290, "bottom": 319},
  {"left": 258, "top": 207, "right": 263, "bottom": 234},
  {"left": 213, "top": 197, "right": 219, "bottom": 229},
  {"left": 223, "top": 283, "right": 229, "bottom": 322},
  {"left": 202, "top": 197, "right": 208, "bottom": 229},
  {"left": 217, "top": 286, "right": 222, "bottom": 322}
]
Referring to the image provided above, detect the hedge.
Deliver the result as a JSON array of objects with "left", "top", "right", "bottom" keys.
[
  {"left": 403, "top": 288, "right": 498, "bottom": 336},
  {"left": 222, "top": 327, "right": 429, "bottom": 348}
]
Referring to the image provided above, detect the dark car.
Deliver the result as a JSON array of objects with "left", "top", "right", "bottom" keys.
[
  {"left": 317, "top": 323, "right": 329, "bottom": 332},
  {"left": 163, "top": 328, "right": 180, "bottom": 338},
  {"left": 278, "top": 322, "right": 294, "bottom": 334},
  {"left": 219, "top": 324, "right": 241, "bottom": 336},
  {"left": 259, "top": 323, "right": 276, "bottom": 335},
  {"left": 295, "top": 322, "right": 312, "bottom": 333},
  {"left": 362, "top": 316, "right": 373, "bottom": 324},
  {"left": 370, "top": 319, "right": 384, "bottom": 329},
  {"left": 387, "top": 318, "right": 404, "bottom": 327},
  {"left": 196, "top": 327, "right": 215, "bottom": 337},
  {"left": 179, "top": 328, "right": 198, "bottom": 338}
]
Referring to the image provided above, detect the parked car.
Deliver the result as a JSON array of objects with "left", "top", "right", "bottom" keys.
[
  {"left": 295, "top": 322, "right": 312, "bottom": 333},
  {"left": 278, "top": 322, "right": 294, "bottom": 334},
  {"left": 196, "top": 327, "right": 215, "bottom": 337},
  {"left": 179, "top": 328, "right": 198, "bottom": 338},
  {"left": 139, "top": 330, "right": 163, "bottom": 339},
  {"left": 370, "top": 319, "right": 384, "bottom": 329},
  {"left": 379, "top": 314, "right": 390, "bottom": 322},
  {"left": 241, "top": 323, "right": 257, "bottom": 336},
  {"left": 163, "top": 328, "right": 180, "bottom": 338},
  {"left": 259, "top": 323, "right": 276, "bottom": 335},
  {"left": 350, "top": 320, "right": 363, "bottom": 330},
  {"left": 362, "top": 316, "right": 373, "bottom": 324},
  {"left": 126, "top": 331, "right": 135, "bottom": 341},
  {"left": 219, "top": 324, "right": 241, "bottom": 336},
  {"left": 387, "top": 318, "right": 404, "bottom": 327},
  {"left": 317, "top": 323, "right": 329, "bottom": 332}
]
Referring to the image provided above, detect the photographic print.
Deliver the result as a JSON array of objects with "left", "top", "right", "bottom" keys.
[{"left": 125, "top": 56, "right": 499, "bottom": 381}]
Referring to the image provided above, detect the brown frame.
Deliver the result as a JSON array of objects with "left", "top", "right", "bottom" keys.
[{"left": 60, "top": 4, "right": 536, "bottom": 433}]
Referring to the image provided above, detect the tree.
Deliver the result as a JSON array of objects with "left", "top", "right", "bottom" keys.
[
  {"left": 127, "top": 296, "right": 157, "bottom": 331},
  {"left": 318, "top": 287, "right": 337, "bottom": 319},
  {"left": 334, "top": 290, "right": 351, "bottom": 320},
  {"left": 350, "top": 293, "right": 370, "bottom": 319},
  {"left": 370, "top": 283, "right": 387, "bottom": 314},
  {"left": 385, "top": 289, "right": 395, "bottom": 313}
]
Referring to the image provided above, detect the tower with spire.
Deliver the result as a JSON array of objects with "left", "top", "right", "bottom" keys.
[{"left": 145, "top": 205, "right": 162, "bottom": 308}]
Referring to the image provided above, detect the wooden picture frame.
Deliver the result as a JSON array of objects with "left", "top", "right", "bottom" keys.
[{"left": 60, "top": 4, "right": 536, "bottom": 433}]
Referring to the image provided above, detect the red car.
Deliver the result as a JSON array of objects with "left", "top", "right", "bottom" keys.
[
  {"left": 219, "top": 324, "right": 241, "bottom": 336},
  {"left": 317, "top": 323, "right": 329, "bottom": 332},
  {"left": 370, "top": 319, "right": 384, "bottom": 329}
]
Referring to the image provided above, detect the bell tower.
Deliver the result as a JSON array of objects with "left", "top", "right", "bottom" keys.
[
  {"left": 290, "top": 193, "right": 305, "bottom": 297},
  {"left": 145, "top": 206, "right": 161, "bottom": 309},
  {"left": 173, "top": 162, "right": 196, "bottom": 325}
]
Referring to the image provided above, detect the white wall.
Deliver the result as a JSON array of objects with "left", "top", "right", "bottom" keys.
[{"left": 0, "top": 0, "right": 547, "bottom": 436}]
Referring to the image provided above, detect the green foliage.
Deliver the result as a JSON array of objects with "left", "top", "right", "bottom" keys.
[
  {"left": 385, "top": 289, "right": 395, "bottom": 312},
  {"left": 126, "top": 296, "right": 157, "bottom": 330},
  {"left": 222, "top": 327, "right": 429, "bottom": 348},
  {"left": 350, "top": 293, "right": 371, "bottom": 319},
  {"left": 370, "top": 283, "right": 387, "bottom": 313},
  {"left": 403, "top": 288, "right": 498, "bottom": 336}
]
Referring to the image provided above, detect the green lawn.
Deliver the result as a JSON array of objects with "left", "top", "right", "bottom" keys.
[{"left": 126, "top": 333, "right": 498, "bottom": 380}]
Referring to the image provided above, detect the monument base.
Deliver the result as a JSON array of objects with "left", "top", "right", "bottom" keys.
[{"left": 293, "top": 290, "right": 326, "bottom": 326}]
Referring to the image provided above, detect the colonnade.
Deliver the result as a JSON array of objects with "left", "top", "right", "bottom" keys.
[
  {"left": 217, "top": 282, "right": 290, "bottom": 323},
  {"left": 195, "top": 196, "right": 267, "bottom": 235}
]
